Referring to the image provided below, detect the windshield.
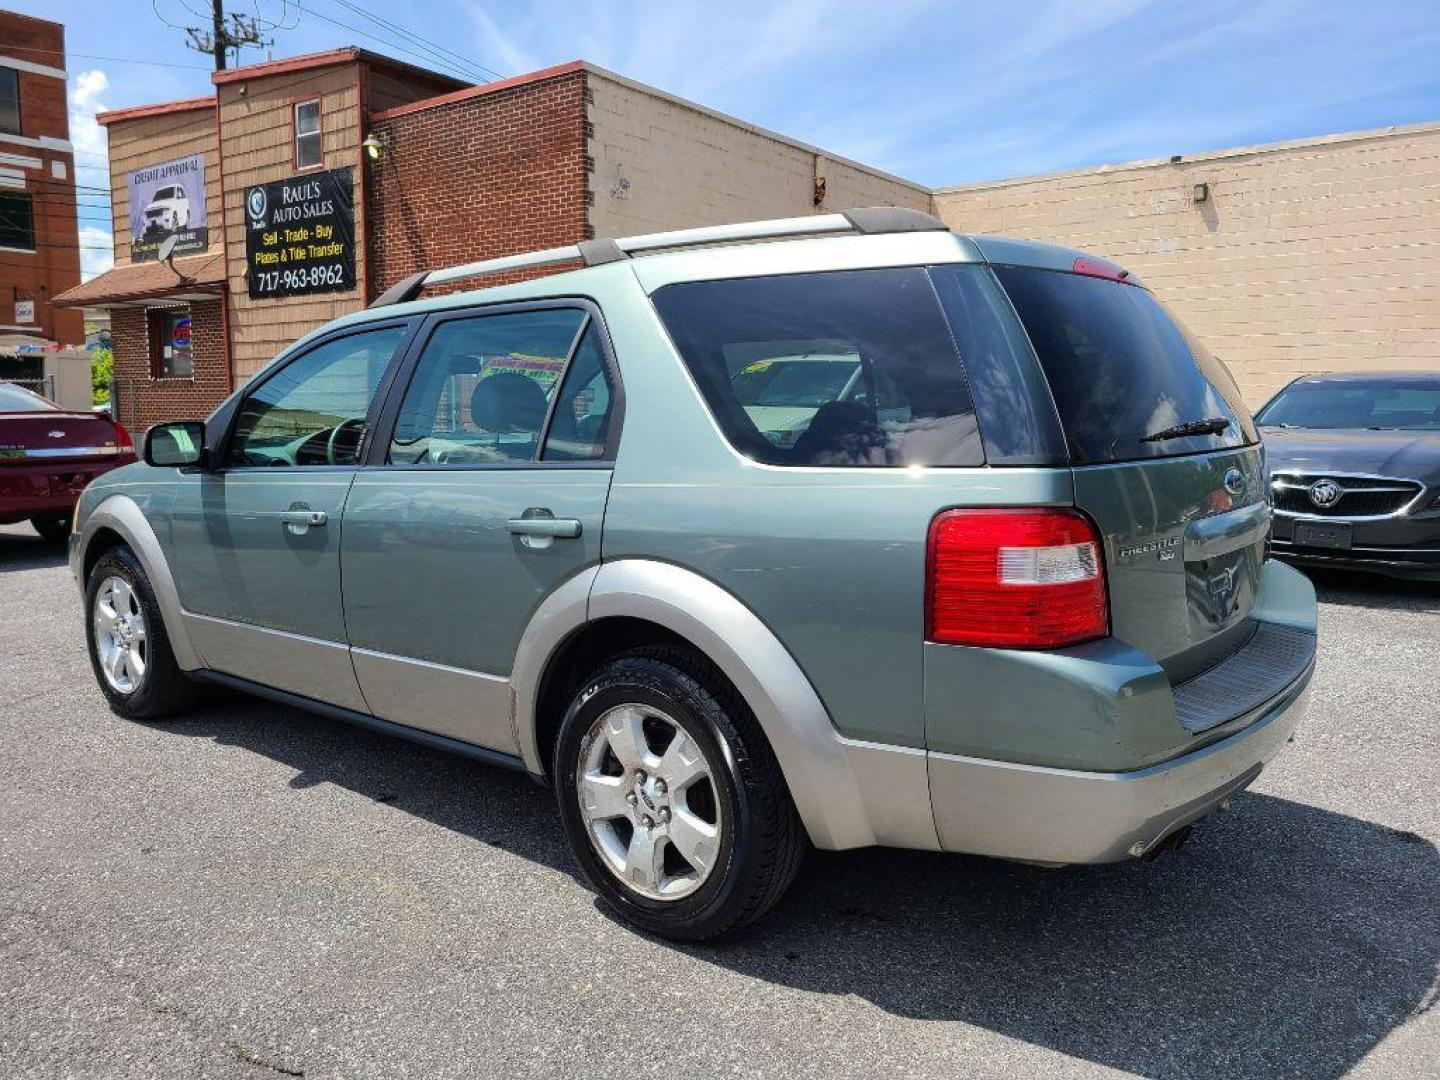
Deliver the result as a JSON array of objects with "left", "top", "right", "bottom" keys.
[
  {"left": 1256, "top": 380, "right": 1440, "bottom": 431},
  {"left": 993, "top": 266, "right": 1257, "bottom": 464},
  {"left": 0, "top": 383, "right": 55, "bottom": 412}
]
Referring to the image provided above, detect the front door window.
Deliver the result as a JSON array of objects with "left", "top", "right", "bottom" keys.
[{"left": 227, "top": 326, "right": 407, "bottom": 468}]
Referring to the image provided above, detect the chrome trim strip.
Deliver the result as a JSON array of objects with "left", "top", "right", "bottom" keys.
[
  {"left": 2, "top": 445, "right": 128, "bottom": 459},
  {"left": 349, "top": 646, "right": 506, "bottom": 682},
  {"left": 184, "top": 612, "right": 369, "bottom": 713},
  {"left": 1270, "top": 470, "right": 1427, "bottom": 520},
  {"left": 349, "top": 647, "right": 515, "bottom": 754}
]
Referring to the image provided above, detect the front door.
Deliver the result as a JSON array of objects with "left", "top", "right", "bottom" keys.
[
  {"left": 166, "top": 322, "right": 412, "bottom": 709},
  {"left": 340, "top": 304, "right": 620, "bottom": 752}
]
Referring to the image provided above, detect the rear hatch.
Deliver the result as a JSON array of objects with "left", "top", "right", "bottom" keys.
[{"left": 989, "top": 261, "right": 1268, "bottom": 679}]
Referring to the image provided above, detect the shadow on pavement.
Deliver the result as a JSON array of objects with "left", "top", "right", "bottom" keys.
[
  {"left": 165, "top": 691, "right": 1438, "bottom": 1080},
  {"left": 1303, "top": 566, "right": 1440, "bottom": 613},
  {"left": 0, "top": 526, "right": 68, "bottom": 574}
]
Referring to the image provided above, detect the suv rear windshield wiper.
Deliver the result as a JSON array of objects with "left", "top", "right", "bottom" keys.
[{"left": 1140, "top": 417, "right": 1231, "bottom": 443}]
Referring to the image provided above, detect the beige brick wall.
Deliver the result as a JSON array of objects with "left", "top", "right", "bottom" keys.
[
  {"left": 587, "top": 68, "right": 930, "bottom": 238},
  {"left": 106, "top": 107, "right": 220, "bottom": 266},
  {"left": 933, "top": 122, "right": 1440, "bottom": 406}
]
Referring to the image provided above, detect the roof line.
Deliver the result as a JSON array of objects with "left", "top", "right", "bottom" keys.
[
  {"left": 370, "top": 61, "right": 584, "bottom": 121},
  {"left": 96, "top": 95, "right": 216, "bottom": 127},
  {"left": 579, "top": 62, "right": 930, "bottom": 195},
  {"left": 934, "top": 118, "right": 1440, "bottom": 195},
  {"left": 210, "top": 45, "right": 466, "bottom": 88}
]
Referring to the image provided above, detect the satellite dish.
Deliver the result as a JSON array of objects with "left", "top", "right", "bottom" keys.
[{"left": 158, "top": 234, "right": 179, "bottom": 263}]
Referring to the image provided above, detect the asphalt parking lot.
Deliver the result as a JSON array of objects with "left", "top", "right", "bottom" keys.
[{"left": 1, "top": 522, "right": 1436, "bottom": 1080}]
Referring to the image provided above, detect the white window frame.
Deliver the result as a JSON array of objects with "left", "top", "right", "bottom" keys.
[{"left": 294, "top": 99, "right": 322, "bottom": 171}]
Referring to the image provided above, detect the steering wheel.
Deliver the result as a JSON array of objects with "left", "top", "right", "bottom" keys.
[{"left": 325, "top": 418, "right": 367, "bottom": 465}]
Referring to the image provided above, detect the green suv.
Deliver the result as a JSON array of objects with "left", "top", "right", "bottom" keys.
[{"left": 70, "top": 208, "right": 1317, "bottom": 940}]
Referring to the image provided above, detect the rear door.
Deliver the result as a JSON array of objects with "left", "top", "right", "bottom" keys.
[
  {"left": 340, "top": 302, "right": 619, "bottom": 753},
  {"left": 990, "top": 263, "right": 1266, "bottom": 676}
]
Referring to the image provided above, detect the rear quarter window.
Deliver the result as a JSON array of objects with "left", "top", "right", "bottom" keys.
[
  {"left": 994, "top": 266, "right": 1256, "bottom": 464},
  {"left": 651, "top": 268, "right": 983, "bottom": 467}
]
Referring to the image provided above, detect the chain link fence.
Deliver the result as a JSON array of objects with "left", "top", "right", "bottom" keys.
[{"left": 3, "top": 374, "right": 56, "bottom": 402}]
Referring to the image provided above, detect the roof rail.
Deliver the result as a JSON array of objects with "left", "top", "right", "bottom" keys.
[{"left": 368, "top": 206, "right": 948, "bottom": 308}]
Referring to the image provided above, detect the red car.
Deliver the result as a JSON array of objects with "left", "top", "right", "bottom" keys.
[{"left": 0, "top": 382, "right": 136, "bottom": 542}]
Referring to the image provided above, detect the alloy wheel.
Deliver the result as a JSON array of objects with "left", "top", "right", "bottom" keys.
[
  {"left": 94, "top": 576, "right": 148, "bottom": 694},
  {"left": 576, "top": 703, "right": 723, "bottom": 901}
]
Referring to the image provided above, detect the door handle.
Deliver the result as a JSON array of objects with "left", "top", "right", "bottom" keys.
[
  {"left": 506, "top": 514, "right": 582, "bottom": 539},
  {"left": 279, "top": 508, "right": 328, "bottom": 535}
]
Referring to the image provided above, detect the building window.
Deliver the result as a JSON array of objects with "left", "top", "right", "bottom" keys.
[
  {"left": 149, "top": 306, "right": 195, "bottom": 379},
  {"left": 294, "top": 100, "right": 322, "bottom": 170},
  {"left": 0, "top": 69, "right": 19, "bottom": 135},
  {"left": 0, "top": 192, "right": 34, "bottom": 250}
]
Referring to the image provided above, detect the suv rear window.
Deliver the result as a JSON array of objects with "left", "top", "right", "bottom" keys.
[
  {"left": 993, "top": 266, "right": 1256, "bottom": 464},
  {"left": 652, "top": 268, "right": 983, "bottom": 467}
]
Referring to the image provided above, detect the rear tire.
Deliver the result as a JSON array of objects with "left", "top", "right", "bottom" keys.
[
  {"left": 30, "top": 513, "right": 70, "bottom": 543},
  {"left": 85, "top": 546, "right": 197, "bottom": 720},
  {"left": 553, "top": 646, "right": 806, "bottom": 940}
]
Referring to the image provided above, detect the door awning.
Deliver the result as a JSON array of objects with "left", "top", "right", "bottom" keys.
[{"left": 54, "top": 252, "right": 227, "bottom": 310}]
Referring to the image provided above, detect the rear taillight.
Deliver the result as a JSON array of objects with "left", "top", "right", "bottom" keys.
[
  {"left": 114, "top": 422, "right": 135, "bottom": 454},
  {"left": 926, "top": 508, "right": 1109, "bottom": 649}
]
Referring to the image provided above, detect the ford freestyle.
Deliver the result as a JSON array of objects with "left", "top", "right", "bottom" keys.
[{"left": 68, "top": 208, "right": 1317, "bottom": 940}]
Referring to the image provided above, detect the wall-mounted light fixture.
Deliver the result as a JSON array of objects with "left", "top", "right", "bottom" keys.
[
  {"left": 362, "top": 132, "right": 385, "bottom": 161},
  {"left": 1193, "top": 181, "right": 1210, "bottom": 204}
]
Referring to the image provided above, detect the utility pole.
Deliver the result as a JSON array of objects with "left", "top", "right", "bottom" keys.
[{"left": 182, "top": 0, "right": 272, "bottom": 72}]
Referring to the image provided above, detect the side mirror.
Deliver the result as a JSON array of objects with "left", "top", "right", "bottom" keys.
[{"left": 143, "top": 421, "right": 209, "bottom": 469}]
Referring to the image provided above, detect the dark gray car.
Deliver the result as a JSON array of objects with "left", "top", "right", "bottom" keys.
[{"left": 1259, "top": 372, "right": 1440, "bottom": 579}]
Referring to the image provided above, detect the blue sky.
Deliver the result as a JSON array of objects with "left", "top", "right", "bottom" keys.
[{"left": 19, "top": 0, "right": 1440, "bottom": 278}]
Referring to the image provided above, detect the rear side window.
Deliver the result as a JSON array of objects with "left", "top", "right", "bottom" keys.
[
  {"left": 388, "top": 309, "right": 585, "bottom": 465},
  {"left": 652, "top": 268, "right": 983, "bottom": 467},
  {"left": 994, "top": 266, "right": 1257, "bottom": 464}
]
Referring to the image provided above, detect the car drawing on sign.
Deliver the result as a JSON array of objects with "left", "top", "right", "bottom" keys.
[
  {"left": 68, "top": 208, "right": 1317, "bottom": 940},
  {"left": 1257, "top": 371, "right": 1440, "bottom": 579},
  {"left": 142, "top": 184, "right": 191, "bottom": 236},
  {"left": 0, "top": 381, "right": 135, "bottom": 542}
]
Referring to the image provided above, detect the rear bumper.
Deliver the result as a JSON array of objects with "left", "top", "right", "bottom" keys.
[
  {"left": 927, "top": 657, "right": 1312, "bottom": 863},
  {"left": 0, "top": 460, "right": 124, "bottom": 524}
]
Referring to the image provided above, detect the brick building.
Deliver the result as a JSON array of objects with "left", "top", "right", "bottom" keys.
[
  {"left": 54, "top": 43, "right": 1439, "bottom": 427},
  {"left": 932, "top": 122, "right": 1440, "bottom": 406},
  {"left": 0, "top": 10, "right": 82, "bottom": 348},
  {"left": 54, "top": 51, "right": 926, "bottom": 430}
]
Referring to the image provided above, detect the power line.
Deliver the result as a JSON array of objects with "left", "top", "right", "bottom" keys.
[
  {"left": 284, "top": 0, "right": 487, "bottom": 84},
  {"left": 328, "top": 0, "right": 505, "bottom": 81},
  {"left": 0, "top": 42, "right": 213, "bottom": 71}
]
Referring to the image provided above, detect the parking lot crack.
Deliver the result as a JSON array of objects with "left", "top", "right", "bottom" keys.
[{"left": 226, "top": 1041, "right": 305, "bottom": 1077}]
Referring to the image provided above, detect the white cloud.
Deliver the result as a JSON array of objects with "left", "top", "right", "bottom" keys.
[
  {"left": 68, "top": 71, "right": 113, "bottom": 280},
  {"left": 78, "top": 225, "right": 114, "bottom": 282}
]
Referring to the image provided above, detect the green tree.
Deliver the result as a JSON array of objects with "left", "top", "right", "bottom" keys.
[{"left": 92, "top": 347, "right": 114, "bottom": 406}]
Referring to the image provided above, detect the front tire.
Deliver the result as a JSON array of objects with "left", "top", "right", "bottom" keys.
[
  {"left": 85, "top": 546, "right": 197, "bottom": 720},
  {"left": 30, "top": 513, "right": 70, "bottom": 543},
  {"left": 553, "top": 647, "right": 806, "bottom": 940}
]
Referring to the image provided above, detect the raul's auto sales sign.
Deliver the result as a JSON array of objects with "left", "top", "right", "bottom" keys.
[{"left": 244, "top": 167, "right": 356, "bottom": 299}]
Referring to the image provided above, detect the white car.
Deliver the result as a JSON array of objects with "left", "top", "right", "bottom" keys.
[{"left": 142, "top": 185, "right": 190, "bottom": 235}]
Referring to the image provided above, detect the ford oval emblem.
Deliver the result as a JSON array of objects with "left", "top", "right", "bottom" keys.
[{"left": 1223, "top": 467, "right": 1245, "bottom": 498}]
